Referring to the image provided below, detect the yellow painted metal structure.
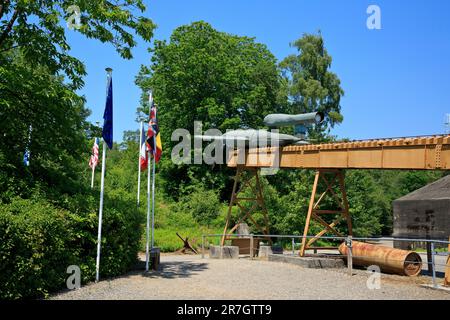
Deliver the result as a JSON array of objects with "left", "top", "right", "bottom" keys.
[
  {"left": 228, "top": 135, "right": 450, "bottom": 170},
  {"left": 224, "top": 135, "right": 450, "bottom": 256}
]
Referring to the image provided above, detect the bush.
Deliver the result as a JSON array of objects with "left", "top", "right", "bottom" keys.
[
  {"left": 180, "top": 188, "right": 221, "bottom": 226},
  {"left": 0, "top": 198, "right": 76, "bottom": 299},
  {"left": 0, "top": 194, "right": 143, "bottom": 299}
]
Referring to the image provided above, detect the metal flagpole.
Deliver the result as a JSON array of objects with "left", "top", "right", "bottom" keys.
[
  {"left": 151, "top": 137, "right": 156, "bottom": 249},
  {"left": 95, "top": 139, "right": 107, "bottom": 282},
  {"left": 96, "top": 67, "right": 112, "bottom": 282},
  {"left": 145, "top": 90, "right": 153, "bottom": 272},
  {"left": 145, "top": 154, "right": 152, "bottom": 272},
  {"left": 91, "top": 138, "right": 96, "bottom": 189},
  {"left": 90, "top": 162, "right": 95, "bottom": 188},
  {"left": 137, "top": 121, "right": 143, "bottom": 206}
]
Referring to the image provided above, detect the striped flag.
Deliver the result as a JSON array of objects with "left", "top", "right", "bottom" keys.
[
  {"left": 139, "top": 125, "right": 148, "bottom": 170},
  {"left": 146, "top": 102, "right": 162, "bottom": 163},
  {"left": 89, "top": 138, "right": 99, "bottom": 169}
]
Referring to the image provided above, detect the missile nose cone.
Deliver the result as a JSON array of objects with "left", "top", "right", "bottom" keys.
[{"left": 315, "top": 112, "right": 325, "bottom": 124}]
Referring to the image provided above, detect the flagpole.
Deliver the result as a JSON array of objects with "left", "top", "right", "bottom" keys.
[
  {"left": 90, "top": 162, "right": 95, "bottom": 188},
  {"left": 96, "top": 67, "right": 112, "bottom": 282},
  {"left": 145, "top": 90, "right": 153, "bottom": 272},
  {"left": 96, "top": 139, "right": 107, "bottom": 282},
  {"left": 151, "top": 143, "right": 156, "bottom": 249},
  {"left": 145, "top": 154, "right": 152, "bottom": 272},
  {"left": 137, "top": 121, "right": 143, "bottom": 206}
]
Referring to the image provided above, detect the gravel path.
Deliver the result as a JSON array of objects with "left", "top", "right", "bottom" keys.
[{"left": 52, "top": 254, "right": 450, "bottom": 300}]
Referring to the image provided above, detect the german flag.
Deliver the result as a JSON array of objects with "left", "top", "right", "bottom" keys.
[{"left": 146, "top": 102, "right": 162, "bottom": 163}]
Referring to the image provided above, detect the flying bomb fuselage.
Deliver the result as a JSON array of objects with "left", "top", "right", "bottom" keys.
[
  {"left": 220, "top": 129, "right": 306, "bottom": 146},
  {"left": 263, "top": 112, "right": 324, "bottom": 128},
  {"left": 195, "top": 112, "right": 324, "bottom": 148}
]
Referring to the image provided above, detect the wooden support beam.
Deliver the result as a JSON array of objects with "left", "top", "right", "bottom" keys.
[
  {"left": 300, "top": 169, "right": 352, "bottom": 256},
  {"left": 313, "top": 210, "right": 345, "bottom": 214},
  {"left": 222, "top": 167, "right": 271, "bottom": 246},
  {"left": 221, "top": 166, "right": 242, "bottom": 246},
  {"left": 300, "top": 170, "right": 320, "bottom": 256}
]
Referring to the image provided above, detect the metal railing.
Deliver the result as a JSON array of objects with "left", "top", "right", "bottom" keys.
[{"left": 201, "top": 233, "right": 450, "bottom": 289}]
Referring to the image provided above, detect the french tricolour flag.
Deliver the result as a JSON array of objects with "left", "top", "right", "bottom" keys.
[{"left": 139, "top": 125, "right": 148, "bottom": 170}]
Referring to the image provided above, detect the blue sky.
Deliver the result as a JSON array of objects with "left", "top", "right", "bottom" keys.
[{"left": 66, "top": 0, "right": 450, "bottom": 142}]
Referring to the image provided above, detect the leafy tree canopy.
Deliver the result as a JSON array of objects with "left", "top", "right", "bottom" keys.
[
  {"left": 135, "top": 21, "right": 281, "bottom": 198},
  {"left": 280, "top": 33, "right": 344, "bottom": 139},
  {"left": 136, "top": 21, "right": 281, "bottom": 146},
  {"left": 0, "top": 0, "right": 156, "bottom": 89}
]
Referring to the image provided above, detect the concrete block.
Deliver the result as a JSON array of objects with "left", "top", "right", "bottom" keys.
[
  {"left": 210, "top": 246, "right": 239, "bottom": 259},
  {"left": 258, "top": 245, "right": 272, "bottom": 259},
  {"left": 271, "top": 245, "right": 284, "bottom": 254},
  {"left": 268, "top": 254, "right": 345, "bottom": 269}
]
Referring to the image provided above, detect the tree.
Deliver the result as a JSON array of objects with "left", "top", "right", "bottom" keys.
[
  {"left": 0, "top": 52, "right": 92, "bottom": 198},
  {"left": 0, "top": 0, "right": 156, "bottom": 89},
  {"left": 0, "top": 1, "right": 156, "bottom": 197},
  {"left": 136, "top": 21, "right": 280, "bottom": 145},
  {"left": 280, "top": 33, "right": 344, "bottom": 139},
  {"left": 135, "top": 21, "right": 281, "bottom": 199}
]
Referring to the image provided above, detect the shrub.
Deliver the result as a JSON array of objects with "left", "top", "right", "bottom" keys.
[
  {"left": 180, "top": 188, "right": 221, "bottom": 226},
  {"left": 0, "top": 198, "right": 76, "bottom": 299},
  {"left": 0, "top": 194, "right": 143, "bottom": 299}
]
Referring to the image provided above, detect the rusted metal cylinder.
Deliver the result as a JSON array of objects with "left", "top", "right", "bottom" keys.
[{"left": 338, "top": 241, "right": 422, "bottom": 276}]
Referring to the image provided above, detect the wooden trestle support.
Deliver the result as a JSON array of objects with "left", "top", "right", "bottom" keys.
[
  {"left": 222, "top": 167, "right": 353, "bottom": 255},
  {"left": 223, "top": 134, "right": 450, "bottom": 256},
  {"left": 299, "top": 169, "right": 352, "bottom": 256},
  {"left": 221, "top": 166, "right": 271, "bottom": 246}
]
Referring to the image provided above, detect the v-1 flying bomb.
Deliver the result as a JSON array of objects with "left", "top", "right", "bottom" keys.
[
  {"left": 195, "top": 111, "right": 324, "bottom": 148},
  {"left": 264, "top": 112, "right": 324, "bottom": 140}
]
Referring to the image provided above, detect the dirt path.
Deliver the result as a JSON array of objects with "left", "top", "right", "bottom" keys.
[{"left": 52, "top": 254, "right": 450, "bottom": 300}]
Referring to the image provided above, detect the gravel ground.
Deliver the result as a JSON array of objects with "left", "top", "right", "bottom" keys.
[{"left": 51, "top": 254, "right": 450, "bottom": 300}]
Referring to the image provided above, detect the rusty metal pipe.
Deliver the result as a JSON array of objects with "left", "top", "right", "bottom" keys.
[{"left": 338, "top": 241, "right": 422, "bottom": 276}]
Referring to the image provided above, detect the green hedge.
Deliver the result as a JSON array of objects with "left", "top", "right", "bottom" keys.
[{"left": 0, "top": 196, "right": 142, "bottom": 299}]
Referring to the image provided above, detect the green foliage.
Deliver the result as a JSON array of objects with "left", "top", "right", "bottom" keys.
[
  {"left": 0, "top": 52, "right": 91, "bottom": 199},
  {"left": 0, "top": 0, "right": 156, "bottom": 89},
  {"left": 135, "top": 21, "right": 281, "bottom": 199},
  {"left": 179, "top": 187, "right": 221, "bottom": 225},
  {"left": 1, "top": 15, "right": 445, "bottom": 301},
  {"left": 0, "top": 198, "right": 76, "bottom": 299},
  {"left": 137, "top": 21, "right": 280, "bottom": 135},
  {"left": 280, "top": 33, "right": 344, "bottom": 139},
  {"left": 0, "top": 191, "right": 142, "bottom": 299}
]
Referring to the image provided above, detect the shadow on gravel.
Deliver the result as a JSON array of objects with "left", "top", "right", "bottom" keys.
[{"left": 137, "top": 260, "right": 209, "bottom": 279}]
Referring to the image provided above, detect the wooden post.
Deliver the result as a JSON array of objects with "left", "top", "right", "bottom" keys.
[
  {"left": 300, "top": 169, "right": 352, "bottom": 256},
  {"left": 201, "top": 235, "right": 205, "bottom": 259},
  {"left": 300, "top": 170, "right": 320, "bottom": 256},
  {"left": 221, "top": 167, "right": 242, "bottom": 246},
  {"left": 250, "top": 234, "right": 254, "bottom": 260},
  {"left": 222, "top": 168, "right": 271, "bottom": 246},
  {"left": 445, "top": 236, "right": 450, "bottom": 287}
]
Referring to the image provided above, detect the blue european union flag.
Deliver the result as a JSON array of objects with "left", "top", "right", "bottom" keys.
[{"left": 102, "top": 75, "right": 113, "bottom": 149}]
